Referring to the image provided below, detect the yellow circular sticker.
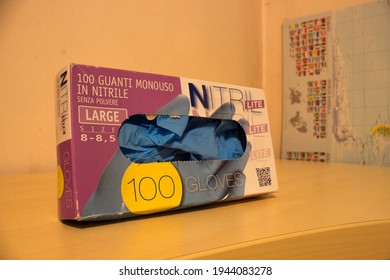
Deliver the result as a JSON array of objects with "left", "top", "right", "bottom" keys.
[
  {"left": 57, "top": 165, "right": 64, "bottom": 199},
  {"left": 121, "top": 162, "right": 183, "bottom": 215}
]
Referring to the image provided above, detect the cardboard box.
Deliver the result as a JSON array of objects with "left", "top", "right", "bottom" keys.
[{"left": 55, "top": 63, "right": 278, "bottom": 221}]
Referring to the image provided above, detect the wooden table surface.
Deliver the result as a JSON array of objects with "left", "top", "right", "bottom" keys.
[{"left": 1, "top": 159, "right": 389, "bottom": 259}]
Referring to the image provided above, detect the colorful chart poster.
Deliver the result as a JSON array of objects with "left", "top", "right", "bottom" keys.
[{"left": 282, "top": 1, "right": 390, "bottom": 166}]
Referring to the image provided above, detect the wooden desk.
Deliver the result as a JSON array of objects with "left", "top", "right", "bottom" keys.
[{"left": 1, "top": 160, "right": 389, "bottom": 259}]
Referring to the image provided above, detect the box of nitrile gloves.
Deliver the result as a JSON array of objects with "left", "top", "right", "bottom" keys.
[{"left": 55, "top": 63, "right": 278, "bottom": 221}]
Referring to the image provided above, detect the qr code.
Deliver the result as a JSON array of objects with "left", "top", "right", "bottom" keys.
[{"left": 256, "top": 167, "right": 272, "bottom": 187}]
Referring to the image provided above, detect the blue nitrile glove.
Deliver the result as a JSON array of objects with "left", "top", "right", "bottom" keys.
[
  {"left": 81, "top": 95, "right": 251, "bottom": 220},
  {"left": 171, "top": 102, "right": 252, "bottom": 205},
  {"left": 81, "top": 95, "right": 190, "bottom": 219},
  {"left": 81, "top": 147, "right": 132, "bottom": 220},
  {"left": 118, "top": 114, "right": 188, "bottom": 163},
  {"left": 118, "top": 115, "right": 245, "bottom": 163}
]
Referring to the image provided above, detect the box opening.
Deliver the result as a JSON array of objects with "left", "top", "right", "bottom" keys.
[{"left": 118, "top": 114, "right": 247, "bottom": 163}]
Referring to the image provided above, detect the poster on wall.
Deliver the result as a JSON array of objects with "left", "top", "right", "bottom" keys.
[{"left": 282, "top": 1, "right": 390, "bottom": 167}]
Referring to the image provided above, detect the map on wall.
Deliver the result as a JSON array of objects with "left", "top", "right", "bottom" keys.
[{"left": 282, "top": 1, "right": 390, "bottom": 166}]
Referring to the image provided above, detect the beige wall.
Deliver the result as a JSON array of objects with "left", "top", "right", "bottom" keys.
[
  {"left": 0, "top": 0, "right": 375, "bottom": 175},
  {"left": 0, "top": 0, "right": 263, "bottom": 175}
]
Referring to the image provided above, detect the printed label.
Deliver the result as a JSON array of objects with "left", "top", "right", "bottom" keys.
[
  {"left": 245, "top": 100, "right": 264, "bottom": 109},
  {"left": 78, "top": 106, "right": 128, "bottom": 125},
  {"left": 121, "top": 162, "right": 183, "bottom": 215},
  {"left": 55, "top": 66, "right": 72, "bottom": 144}
]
